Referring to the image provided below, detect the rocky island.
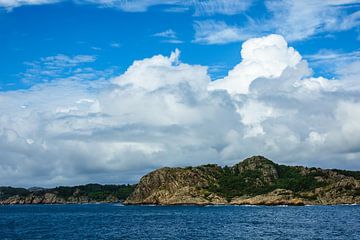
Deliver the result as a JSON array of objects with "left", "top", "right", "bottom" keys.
[
  {"left": 124, "top": 156, "right": 360, "bottom": 206},
  {"left": 2, "top": 156, "right": 360, "bottom": 206}
]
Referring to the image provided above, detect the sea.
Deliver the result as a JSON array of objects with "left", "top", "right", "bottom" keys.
[{"left": 0, "top": 204, "right": 359, "bottom": 239}]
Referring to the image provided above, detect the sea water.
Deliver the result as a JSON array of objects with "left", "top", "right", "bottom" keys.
[{"left": 0, "top": 204, "right": 359, "bottom": 239}]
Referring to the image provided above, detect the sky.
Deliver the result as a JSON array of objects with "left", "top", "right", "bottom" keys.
[{"left": 0, "top": 0, "right": 360, "bottom": 187}]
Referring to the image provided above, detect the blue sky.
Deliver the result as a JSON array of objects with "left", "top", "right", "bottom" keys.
[
  {"left": 0, "top": 0, "right": 360, "bottom": 187},
  {"left": 1, "top": 0, "right": 359, "bottom": 90}
]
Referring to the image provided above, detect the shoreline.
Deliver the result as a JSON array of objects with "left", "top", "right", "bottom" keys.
[{"left": 1, "top": 202, "right": 359, "bottom": 206}]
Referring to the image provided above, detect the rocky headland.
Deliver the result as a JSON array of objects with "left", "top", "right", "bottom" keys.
[{"left": 124, "top": 156, "right": 360, "bottom": 206}]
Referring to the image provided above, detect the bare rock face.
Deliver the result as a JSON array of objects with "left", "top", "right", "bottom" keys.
[
  {"left": 233, "top": 156, "right": 279, "bottom": 184},
  {"left": 230, "top": 189, "right": 305, "bottom": 206},
  {"left": 125, "top": 156, "right": 360, "bottom": 205},
  {"left": 124, "top": 165, "right": 227, "bottom": 205},
  {"left": 300, "top": 178, "right": 360, "bottom": 204}
]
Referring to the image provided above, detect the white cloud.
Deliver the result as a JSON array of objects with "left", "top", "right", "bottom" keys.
[
  {"left": 209, "top": 34, "right": 302, "bottom": 94},
  {"left": 1, "top": 34, "right": 360, "bottom": 187},
  {"left": 209, "top": 34, "right": 360, "bottom": 167},
  {"left": 237, "top": 100, "right": 282, "bottom": 138},
  {"left": 113, "top": 49, "right": 208, "bottom": 92},
  {"left": 0, "top": 49, "right": 239, "bottom": 187}
]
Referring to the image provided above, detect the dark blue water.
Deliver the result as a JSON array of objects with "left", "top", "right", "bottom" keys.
[{"left": 0, "top": 204, "right": 359, "bottom": 239}]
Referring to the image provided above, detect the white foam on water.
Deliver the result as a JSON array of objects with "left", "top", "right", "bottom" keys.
[{"left": 113, "top": 203, "right": 124, "bottom": 207}]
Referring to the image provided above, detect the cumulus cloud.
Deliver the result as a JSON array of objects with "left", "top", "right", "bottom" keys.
[
  {"left": 1, "top": 34, "right": 360, "bottom": 187},
  {"left": 209, "top": 34, "right": 302, "bottom": 94},
  {"left": 0, "top": 49, "right": 240, "bottom": 187}
]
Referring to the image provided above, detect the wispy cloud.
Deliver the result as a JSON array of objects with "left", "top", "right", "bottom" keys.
[
  {"left": 192, "top": 0, "right": 360, "bottom": 44},
  {"left": 163, "top": 6, "right": 189, "bottom": 13},
  {"left": 80, "top": 0, "right": 254, "bottom": 15},
  {"left": 305, "top": 49, "right": 360, "bottom": 63},
  {"left": 110, "top": 42, "right": 121, "bottom": 48},
  {"left": 265, "top": 0, "right": 360, "bottom": 41},
  {"left": 153, "top": 29, "right": 177, "bottom": 38},
  {"left": 0, "top": 0, "right": 59, "bottom": 10},
  {"left": 1, "top": 0, "right": 253, "bottom": 15},
  {"left": 152, "top": 29, "right": 183, "bottom": 44},
  {"left": 5, "top": 1, "right": 357, "bottom": 44},
  {"left": 20, "top": 54, "right": 115, "bottom": 85},
  {"left": 305, "top": 49, "right": 360, "bottom": 72},
  {"left": 193, "top": 20, "right": 254, "bottom": 45},
  {"left": 77, "top": 0, "right": 176, "bottom": 12},
  {"left": 191, "top": 0, "right": 253, "bottom": 16},
  {"left": 304, "top": 49, "right": 360, "bottom": 78},
  {"left": 40, "top": 54, "right": 96, "bottom": 67}
]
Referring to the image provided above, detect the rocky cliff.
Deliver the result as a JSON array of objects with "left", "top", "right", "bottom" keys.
[
  {"left": 0, "top": 184, "right": 135, "bottom": 205},
  {"left": 124, "top": 156, "right": 360, "bottom": 205}
]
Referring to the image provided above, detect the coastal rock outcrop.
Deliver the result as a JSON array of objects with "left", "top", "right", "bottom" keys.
[
  {"left": 0, "top": 184, "right": 135, "bottom": 205},
  {"left": 125, "top": 156, "right": 360, "bottom": 205},
  {"left": 124, "top": 165, "right": 227, "bottom": 205}
]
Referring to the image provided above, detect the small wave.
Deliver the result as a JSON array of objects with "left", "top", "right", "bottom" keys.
[
  {"left": 338, "top": 203, "right": 359, "bottom": 206},
  {"left": 204, "top": 204, "right": 227, "bottom": 207},
  {"left": 113, "top": 203, "right": 124, "bottom": 207}
]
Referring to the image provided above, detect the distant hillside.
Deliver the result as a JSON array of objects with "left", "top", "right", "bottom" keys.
[
  {"left": 124, "top": 156, "right": 360, "bottom": 205},
  {"left": 0, "top": 184, "right": 135, "bottom": 204}
]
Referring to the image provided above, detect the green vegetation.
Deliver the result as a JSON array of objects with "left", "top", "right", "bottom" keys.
[
  {"left": 208, "top": 167, "right": 269, "bottom": 200},
  {"left": 274, "top": 165, "right": 326, "bottom": 192},
  {"left": 206, "top": 162, "right": 327, "bottom": 200},
  {"left": 0, "top": 187, "right": 30, "bottom": 200},
  {"left": 332, "top": 169, "right": 360, "bottom": 180},
  {"left": 46, "top": 184, "right": 135, "bottom": 201}
]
